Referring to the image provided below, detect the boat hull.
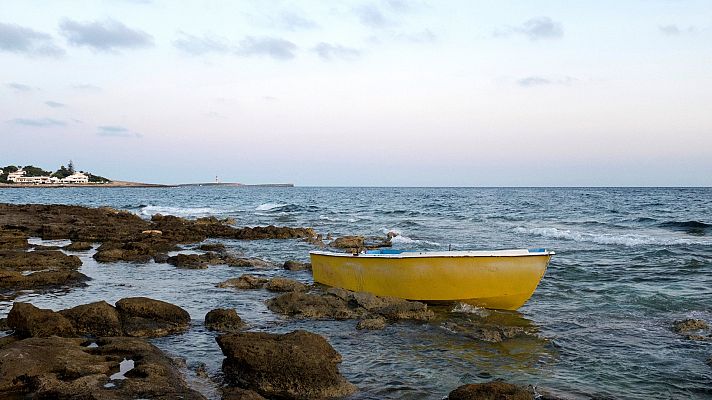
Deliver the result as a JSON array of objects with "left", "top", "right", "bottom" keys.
[{"left": 310, "top": 251, "right": 552, "bottom": 310}]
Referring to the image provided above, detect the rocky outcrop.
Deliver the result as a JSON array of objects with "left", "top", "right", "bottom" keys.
[
  {"left": 222, "top": 387, "right": 268, "bottom": 400},
  {"left": 167, "top": 253, "right": 209, "bottom": 269},
  {"left": 59, "top": 300, "right": 123, "bottom": 337},
  {"left": 218, "top": 275, "right": 269, "bottom": 289},
  {"left": 6, "top": 302, "right": 76, "bottom": 338},
  {"left": 0, "top": 336, "right": 205, "bottom": 399},
  {"left": 672, "top": 318, "right": 711, "bottom": 341},
  {"left": 205, "top": 308, "right": 244, "bottom": 333},
  {"left": 93, "top": 237, "right": 177, "bottom": 263},
  {"left": 265, "top": 277, "right": 308, "bottom": 292},
  {"left": 217, "top": 330, "right": 356, "bottom": 399},
  {"left": 115, "top": 297, "right": 191, "bottom": 337},
  {"left": 267, "top": 287, "right": 434, "bottom": 323},
  {"left": 6, "top": 298, "right": 191, "bottom": 339},
  {"left": 448, "top": 381, "right": 534, "bottom": 400},
  {"left": 357, "top": 316, "right": 387, "bottom": 330},
  {"left": 217, "top": 275, "right": 306, "bottom": 292},
  {"left": 328, "top": 234, "right": 394, "bottom": 253},
  {"left": 165, "top": 252, "right": 273, "bottom": 269},
  {"left": 283, "top": 260, "right": 311, "bottom": 271},
  {"left": 198, "top": 242, "right": 227, "bottom": 252},
  {"left": 0, "top": 228, "right": 28, "bottom": 250},
  {"left": 0, "top": 249, "right": 86, "bottom": 292},
  {"left": 0, "top": 269, "right": 89, "bottom": 291}
]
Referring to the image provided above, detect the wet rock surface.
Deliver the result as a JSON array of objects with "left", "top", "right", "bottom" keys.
[
  {"left": 222, "top": 387, "right": 268, "bottom": 400},
  {"left": 448, "top": 381, "right": 534, "bottom": 400},
  {"left": 217, "top": 330, "right": 356, "bottom": 400},
  {"left": 671, "top": 318, "right": 712, "bottom": 341},
  {"left": 266, "top": 287, "right": 434, "bottom": 323},
  {"left": 357, "top": 316, "right": 387, "bottom": 330},
  {"left": 0, "top": 336, "right": 205, "bottom": 399},
  {"left": 115, "top": 297, "right": 191, "bottom": 337},
  {"left": 205, "top": 308, "right": 245, "bottom": 333},
  {"left": 6, "top": 298, "right": 192, "bottom": 339},
  {"left": 64, "top": 241, "right": 94, "bottom": 251},
  {"left": 217, "top": 275, "right": 306, "bottom": 292},
  {"left": 283, "top": 260, "right": 311, "bottom": 271}
]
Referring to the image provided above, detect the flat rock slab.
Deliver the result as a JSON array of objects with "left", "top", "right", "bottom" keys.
[{"left": 0, "top": 336, "right": 205, "bottom": 399}]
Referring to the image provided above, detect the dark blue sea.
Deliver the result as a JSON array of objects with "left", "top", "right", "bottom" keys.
[{"left": 1, "top": 187, "right": 710, "bottom": 399}]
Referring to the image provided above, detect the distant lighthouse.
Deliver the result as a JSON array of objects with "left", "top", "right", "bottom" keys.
[{"left": 215, "top": 175, "right": 219, "bottom": 184}]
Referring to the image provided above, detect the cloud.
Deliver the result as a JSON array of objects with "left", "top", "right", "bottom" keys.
[
  {"left": 277, "top": 11, "right": 318, "bottom": 31},
  {"left": 659, "top": 24, "right": 696, "bottom": 36},
  {"left": 72, "top": 83, "right": 101, "bottom": 92},
  {"left": 59, "top": 18, "right": 153, "bottom": 51},
  {"left": 313, "top": 43, "right": 361, "bottom": 61},
  {"left": 8, "top": 117, "right": 67, "bottom": 127},
  {"left": 6, "top": 82, "right": 34, "bottom": 92},
  {"left": 355, "top": 4, "right": 393, "bottom": 28},
  {"left": 97, "top": 125, "right": 143, "bottom": 138},
  {"left": 173, "top": 32, "right": 230, "bottom": 55},
  {"left": 0, "top": 22, "right": 65, "bottom": 57},
  {"left": 495, "top": 17, "right": 564, "bottom": 41},
  {"left": 394, "top": 29, "right": 436, "bottom": 43},
  {"left": 517, "top": 76, "right": 575, "bottom": 87},
  {"left": 235, "top": 36, "right": 297, "bottom": 60},
  {"left": 45, "top": 101, "right": 65, "bottom": 108}
]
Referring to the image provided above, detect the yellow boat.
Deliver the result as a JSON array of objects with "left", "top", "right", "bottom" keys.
[{"left": 310, "top": 248, "right": 554, "bottom": 310}]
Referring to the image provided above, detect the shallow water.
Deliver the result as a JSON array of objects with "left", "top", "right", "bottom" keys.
[{"left": 1, "top": 187, "right": 711, "bottom": 399}]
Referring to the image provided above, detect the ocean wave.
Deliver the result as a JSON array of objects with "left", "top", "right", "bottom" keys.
[
  {"left": 254, "top": 202, "right": 309, "bottom": 213},
  {"left": 140, "top": 205, "right": 218, "bottom": 217},
  {"left": 514, "top": 226, "right": 712, "bottom": 247},
  {"left": 451, "top": 302, "right": 490, "bottom": 317},
  {"left": 255, "top": 202, "right": 288, "bottom": 211},
  {"left": 383, "top": 228, "right": 441, "bottom": 246}
]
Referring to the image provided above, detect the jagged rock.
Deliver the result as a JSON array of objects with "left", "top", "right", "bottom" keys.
[
  {"left": 222, "top": 387, "right": 268, "bottom": 400},
  {"left": 448, "top": 381, "right": 534, "bottom": 400},
  {"left": 153, "top": 253, "right": 170, "bottom": 263},
  {"left": 205, "top": 309, "right": 244, "bottom": 333},
  {"left": 217, "top": 275, "right": 269, "bottom": 289},
  {"left": 6, "top": 302, "right": 76, "bottom": 338},
  {"left": 59, "top": 300, "right": 123, "bottom": 337},
  {"left": 115, "top": 297, "right": 191, "bottom": 337},
  {"left": 167, "top": 253, "right": 209, "bottom": 269},
  {"left": 329, "top": 235, "right": 364, "bottom": 252},
  {"left": 265, "top": 277, "right": 307, "bottom": 292},
  {"left": 217, "top": 330, "right": 356, "bottom": 399},
  {"left": 63, "top": 241, "right": 93, "bottom": 251},
  {"left": 0, "top": 336, "right": 205, "bottom": 399},
  {"left": 357, "top": 316, "right": 387, "bottom": 330},
  {"left": 93, "top": 238, "right": 177, "bottom": 263},
  {"left": 283, "top": 260, "right": 311, "bottom": 271}
]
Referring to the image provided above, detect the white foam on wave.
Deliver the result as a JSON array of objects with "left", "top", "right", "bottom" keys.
[
  {"left": 255, "top": 203, "right": 288, "bottom": 211},
  {"left": 383, "top": 228, "right": 441, "bottom": 246},
  {"left": 140, "top": 205, "right": 217, "bottom": 217},
  {"left": 515, "top": 226, "right": 712, "bottom": 247}
]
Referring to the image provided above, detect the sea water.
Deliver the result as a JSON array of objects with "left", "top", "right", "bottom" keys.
[{"left": 0, "top": 187, "right": 710, "bottom": 399}]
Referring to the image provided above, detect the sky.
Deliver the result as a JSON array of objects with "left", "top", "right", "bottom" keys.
[{"left": 1, "top": 0, "right": 711, "bottom": 186}]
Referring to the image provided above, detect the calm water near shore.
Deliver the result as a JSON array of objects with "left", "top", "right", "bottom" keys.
[{"left": 1, "top": 187, "right": 711, "bottom": 399}]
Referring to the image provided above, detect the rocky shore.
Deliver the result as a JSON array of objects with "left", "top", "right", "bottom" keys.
[{"left": 0, "top": 203, "right": 572, "bottom": 399}]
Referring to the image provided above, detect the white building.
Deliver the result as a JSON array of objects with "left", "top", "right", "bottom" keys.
[
  {"left": 7, "top": 169, "right": 26, "bottom": 182},
  {"left": 15, "top": 175, "right": 59, "bottom": 184},
  {"left": 61, "top": 172, "right": 89, "bottom": 184}
]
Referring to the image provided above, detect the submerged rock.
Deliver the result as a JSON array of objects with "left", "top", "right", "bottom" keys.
[
  {"left": 0, "top": 249, "right": 81, "bottom": 272},
  {"left": 448, "top": 381, "right": 534, "bottom": 400},
  {"left": 442, "top": 321, "right": 535, "bottom": 343},
  {"left": 205, "top": 308, "right": 245, "bottom": 333},
  {"left": 115, "top": 297, "right": 191, "bottom": 337},
  {"left": 217, "top": 330, "right": 356, "bottom": 399},
  {"left": 59, "top": 300, "right": 123, "bottom": 337},
  {"left": 7, "top": 302, "right": 76, "bottom": 338},
  {"left": 283, "top": 260, "right": 311, "bottom": 271},
  {"left": 0, "top": 336, "right": 205, "bottom": 399}
]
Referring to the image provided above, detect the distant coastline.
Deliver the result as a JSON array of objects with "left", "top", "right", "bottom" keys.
[{"left": 0, "top": 181, "right": 294, "bottom": 189}]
